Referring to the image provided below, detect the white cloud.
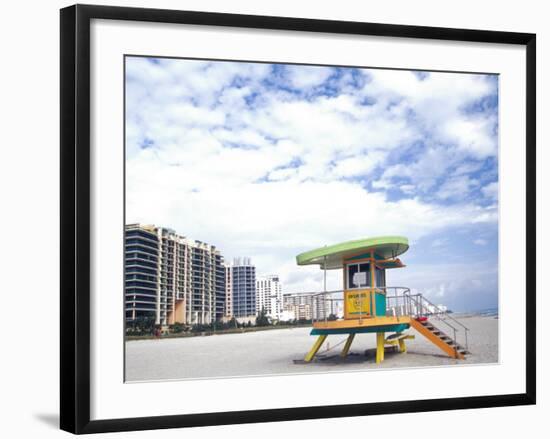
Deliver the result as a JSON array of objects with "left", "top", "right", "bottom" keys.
[
  {"left": 436, "top": 175, "right": 478, "bottom": 200},
  {"left": 363, "top": 70, "right": 497, "bottom": 157},
  {"left": 399, "top": 184, "right": 416, "bottom": 195},
  {"left": 391, "top": 261, "right": 498, "bottom": 312},
  {"left": 285, "top": 65, "right": 335, "bottom": 89},
  {"left": 482, "top": 181, "right": 499, "bottom": 200},
  {"left": 125, "top": 58, "right": 499, "bottom": 302},
  {"left": 331, "top": 153, "right": 382, "bottom": 178},
  {"left": 127, "top": 154, "right": 496, "bottom": 294},
  {"left": 378, "top": 146, "right": 455, "bottom": 193}
]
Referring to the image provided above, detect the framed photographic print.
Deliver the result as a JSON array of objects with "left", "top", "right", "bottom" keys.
[{"left": 60, "top": 4, "right": 536, "bottom": 434}]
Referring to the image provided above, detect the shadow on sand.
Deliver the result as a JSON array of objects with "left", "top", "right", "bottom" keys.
[{"left": 293, "top": 347, "right": 451, "bottom": 365}]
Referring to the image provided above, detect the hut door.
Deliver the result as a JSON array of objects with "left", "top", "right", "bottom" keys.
[{"left": 344, "top": 262, "right": 372, "bottom": 319}]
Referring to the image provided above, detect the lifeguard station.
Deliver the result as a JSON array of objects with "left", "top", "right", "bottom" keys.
[{"left": 296, "top": 236, "right": 469, "bottom": 364}]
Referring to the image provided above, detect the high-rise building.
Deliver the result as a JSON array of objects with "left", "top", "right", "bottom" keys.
[
  {"left": 256, "top": 275, "right": 283, "bottom": 320},
  {"left": 227, "top": 257, "right": 256, "bottom": 318},
  {"left": 125, "top": 224, "right": 159, "bottom": 322},
  {"left": 125, "top": 224, "right": 226, "bottom": 326}
]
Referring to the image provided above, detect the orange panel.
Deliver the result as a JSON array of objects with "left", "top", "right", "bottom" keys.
[{"left": 313, "top": 315, "right": 411, "bottom": 330}]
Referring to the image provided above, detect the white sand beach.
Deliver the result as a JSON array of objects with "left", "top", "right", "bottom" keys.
[{"left": 125, "top": 315, "right": 498, "bottom": 382}]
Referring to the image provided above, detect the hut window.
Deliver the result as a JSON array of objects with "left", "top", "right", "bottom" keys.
[
  {"left": 347, "top": 263, "right": 370, "bottom": 289},
  {"left": 375, "top": 267, "right": 386, "bottom": 288}
]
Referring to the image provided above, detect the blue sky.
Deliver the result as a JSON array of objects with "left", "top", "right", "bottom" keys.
[{"left": 125, "top": 57, "right": 499, "bottom": 313}]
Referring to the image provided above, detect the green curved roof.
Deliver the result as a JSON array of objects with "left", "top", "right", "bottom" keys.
[{"left": 296, "top": 236, "right": 409, "bottom": 270}]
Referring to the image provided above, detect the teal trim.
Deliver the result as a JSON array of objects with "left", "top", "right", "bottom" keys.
[
  {"left": 346, "top": 253, "right": 369, "bottom": 261},
  {"left": 310, "top": 323, "right": 410, "bottom": 335},
  {"left": 375, "top": 293, "right": 386, "bottom": 316}
]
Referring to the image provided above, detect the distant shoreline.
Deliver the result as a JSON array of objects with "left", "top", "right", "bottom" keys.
[{"left": 453, "top": 309, "right": 498, "bottom": 318}]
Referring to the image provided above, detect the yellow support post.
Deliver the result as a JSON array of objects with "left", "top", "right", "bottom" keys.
[
  {"left": 376, "top": 332, "right": 385, "bottom": 364},
  {"left": 304, "top": 335, "right": 327, "bottom": 362},
  {"left": 398, "top": 338, "right": 407, "bottom": 353},
  {"left": 385, "top": 334, "right": 414, "bottom": 353},
  {"left": 340, "top": 333, "right": 355, "bottom": 358}
]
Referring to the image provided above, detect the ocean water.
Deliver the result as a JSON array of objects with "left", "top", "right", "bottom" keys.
[{"left": 455, "top": 307, "right": 498, "bottom": 318}]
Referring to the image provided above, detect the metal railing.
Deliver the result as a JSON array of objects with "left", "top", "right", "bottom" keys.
[
  {"left": 283, "top": 289, "right": 344, "bottom": 323},
  {"left": 285, "top": 286, "right": 469, "bottom": 350},
  {"left": 392, "top": 290, "right": 469, "bottom": 350}
]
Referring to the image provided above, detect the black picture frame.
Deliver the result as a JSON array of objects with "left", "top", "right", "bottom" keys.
[{"left": 60, "top": 4, "right": 536, "bottom": 434}]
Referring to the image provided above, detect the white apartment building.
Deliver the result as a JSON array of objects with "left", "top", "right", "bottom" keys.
[
  {"left": 282, "top": 293, "right": 313, "bottom": 321},
  {"left": 256, "top": 275, "right": 283, "bottom": 320}
]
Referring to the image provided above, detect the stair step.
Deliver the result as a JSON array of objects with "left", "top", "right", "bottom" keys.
[{"left": 412, "top": 318, "right": 470, "bottom": 359}]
